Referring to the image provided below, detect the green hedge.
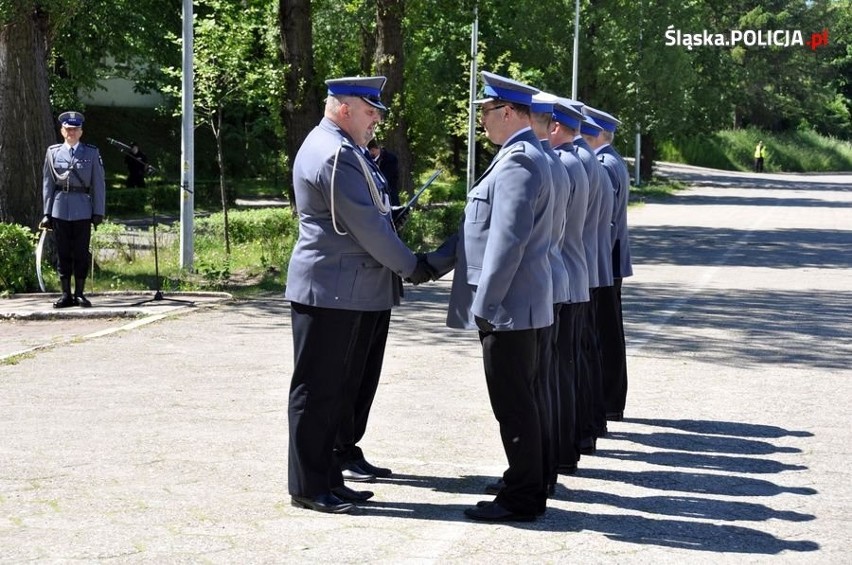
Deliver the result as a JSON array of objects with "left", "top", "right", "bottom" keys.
[{"left": 0, "top": 223, "right": 38, "bottom": 295}]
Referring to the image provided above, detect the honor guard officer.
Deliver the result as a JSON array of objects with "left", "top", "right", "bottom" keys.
[
  {"left": 40, "top": 111, "right": 106, "bottom": 308},
  {"left": 285, "top": 76, "right": 432, "bottom": 514},
  {"left": 582, "top": 105, "right": 632, "bottom": 422},
  {"left": 425, "top": 71, "right": 553, "bottom": 522}
]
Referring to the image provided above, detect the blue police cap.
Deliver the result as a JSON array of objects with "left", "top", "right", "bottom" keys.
[
  {"left": 582, "top": 105, "right": 621, "bottom": 132},
  {"left": 530, "top": 92, "right": 557, "bottom": 114},
  {"left": 552, "top": 97, "right": 584, "bottom": 129},
  {"left": 580, "top": 114, "right": 603, "bottom": 136},
  {"left": 58, "top": 111, "right": 84, "bottom": 128},
  {"left": 475, "top": 71, "right": 539, "bottom": 106},
  {"left": 326, "top": 76, "right": 388, "bottom": 112}
]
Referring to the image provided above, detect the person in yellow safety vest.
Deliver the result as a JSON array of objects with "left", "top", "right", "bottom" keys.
[{"left": 754, "top": 141, "right": 767, "bottom": 173}]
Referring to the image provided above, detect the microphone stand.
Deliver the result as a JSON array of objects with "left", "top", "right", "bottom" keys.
[{"left": 106, "top": 137, "right": 193, "bottom": 306}]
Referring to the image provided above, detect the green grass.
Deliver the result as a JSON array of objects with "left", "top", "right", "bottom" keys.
[
  {"left": 658, "top": 127, "right": 852, "bottom": 173},
  {"left": 629, "top": 178, "right": 687, "bottom": 204}
]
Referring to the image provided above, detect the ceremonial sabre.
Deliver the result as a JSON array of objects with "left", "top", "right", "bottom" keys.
[
  {"left": 400, "top": 169, "right": 443, "bottom": 214},
  {"left": 35, "top": 228, "right": 47, "bottom": 292}
]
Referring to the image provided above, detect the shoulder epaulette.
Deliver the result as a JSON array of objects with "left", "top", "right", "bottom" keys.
[
  {"left": 48, "top": 143, "right": 62, "bottom": 149},
  {"left": 84, "top": 143, "right": 98, "bottom": 149}
]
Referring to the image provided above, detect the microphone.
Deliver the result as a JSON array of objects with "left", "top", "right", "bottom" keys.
[{"left": 105, "top": 137, "right": 132, "bottom": 152}]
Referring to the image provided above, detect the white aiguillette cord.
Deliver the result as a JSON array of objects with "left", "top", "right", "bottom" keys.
[
  {"left": 330, "top": 142, "right": 390, "bottom": 236},
  {"left": 49, "top": 145, "right": 77, "bottom": 184}
]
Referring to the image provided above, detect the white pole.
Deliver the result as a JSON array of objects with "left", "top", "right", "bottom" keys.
[
  {"left": 466, "top": 4, "right": 479, "bottom": 191},
  {"left": 571, "top": 0, "right": 580, "bottom": 99},
  {"left": 635, "top": 125, "right": 641, "bottom": 186},
  {"left": 180, "top": 0, "right": 195, "bottom": 270}
]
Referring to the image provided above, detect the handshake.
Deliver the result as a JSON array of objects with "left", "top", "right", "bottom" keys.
[{"left": 406, "top": 253, "right": 437, "bottom": 285}]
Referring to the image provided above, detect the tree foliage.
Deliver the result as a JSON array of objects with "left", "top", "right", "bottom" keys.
[{"left": 2, "top": 0, "right": 850, "bottom": 228}]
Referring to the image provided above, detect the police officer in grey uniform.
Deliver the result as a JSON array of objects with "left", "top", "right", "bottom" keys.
[
  {"left": 40, "top": 111, "right": 106, "bottom": 308},
  {"left": 285, "top": 76, "right": 432, "bottom": 514},
  {"left": 582, "top": 106, "right": 632, "bottom": 421},
  {"left": 529, "top": 92, "right": 570, "bottom": 498},
  {"left": 549, "top": 98, "right": 591, "bottom": 474},
  {"left": 426, "top": 71, "right": 553, "bottom": 522}
]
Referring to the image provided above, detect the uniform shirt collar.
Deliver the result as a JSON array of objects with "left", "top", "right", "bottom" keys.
[{"left": 502, "top": 126, "right": 532, "bottom": 148}]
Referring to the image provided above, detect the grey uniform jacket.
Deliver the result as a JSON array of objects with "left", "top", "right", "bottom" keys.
[
  {"left": 42, "top": 143, "right": 106, "bottom": 221},
  {"left": 554, "top": 142, "right": 590, "bottom": 304},
  {"left": 597, "top": 144, "right": 633, "bottom": 279},
  {"left": 541, "top": 139, "right": 571, "bottom": 305},
  {"left": 429, "top": 128, "right": 554, "bottom": 331},
  {"left": 573, "top": 136, "right": 604, "bottom": 288},
  {"left": 285, "top": 117, "right": 417, "bottom": 312}
]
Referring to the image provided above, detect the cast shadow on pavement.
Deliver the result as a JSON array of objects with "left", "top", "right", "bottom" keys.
[
  {"left": 624, "top": 284, "right": 852, "bottom": 371},
  {"left": 655, "top": 168, "right": 850, "bottom": 193},
  {"left": 351, "top": 499, "right": 818, "bottom": 554},
  {"left": 631, "top": 226, "right": 851, "bottom": 269},
  {"left": 576, "top": 468, "right": 816, "bottom": 497},
  {"left": 603, "top": 431, "right": 801, "bottom": 455},
  {"left": 596, "top": 449, "right": 806, "bottom": 475},
  {"left": 624, "top": 418, "right": 813, "bottom": 438},
  {"left": 660, "top": 193, "right": 852, "bottom": 208},
  {"left": 566, "top": 490, "right": 814, "bottom": 522}
]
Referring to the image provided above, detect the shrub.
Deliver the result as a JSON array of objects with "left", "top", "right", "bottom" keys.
[
  {"left": 0, "top": 223, "right": 38, "bottom": 295},
  {"left": 194, "top": 208, "right": 298, "bottom": 273}
]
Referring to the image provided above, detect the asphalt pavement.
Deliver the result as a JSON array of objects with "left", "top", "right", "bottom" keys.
[{"left": 1, "top": 163, "right": 850, "bottom": 563}]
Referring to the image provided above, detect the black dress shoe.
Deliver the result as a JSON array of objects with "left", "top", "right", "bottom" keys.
[
  {"left": 464, "top": 501, "right": 535, "bottom": 522},
  {"left": 484, "top": 478, "right": 505, "bottom": 495},
  {"left": 357, "top": 458, "right": 392, "bottom": 478},
  {"left": 291, "top": 493, "right": 354, "bottom": 514},
  {"left": 75, "top": 294, "right": 92, "bottom": 308},
  {"left": 606, "top": 411, "right": 624, "bottom": 422},
  {"left": 341, "top": 461, "right": 376, "bottom": 483},
  {"left": 53, "top": 294, "right": 75, "bottom": 309},
  {"left": 579, "top": 437, "right": 597, "bottom": 455},
  {"left": 331, "top": 484, "right": 374, "bottom": 502}
]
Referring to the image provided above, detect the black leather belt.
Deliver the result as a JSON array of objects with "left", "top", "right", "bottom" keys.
[{"left": 55, "top": 185, "right": 89, "bottom": 193}]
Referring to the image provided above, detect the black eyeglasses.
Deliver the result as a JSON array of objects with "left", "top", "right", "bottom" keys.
[{"left": 481, "top": 104, "right": 507, "bottom": 115}]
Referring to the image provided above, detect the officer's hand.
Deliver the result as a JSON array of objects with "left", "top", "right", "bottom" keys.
[
  {"left": 39, "top": 215, "right": 53, "bottom": 230},
  {"left": 92, "top": 215, "right": 103, "bottom": 229},
  {"left": 405, "top": 253, "right": 437, "bottom": 285},
  {"left": 475, "top": 316, "right": 495, "bottom": 333},
  {"left": 391, "top": 206, "right": 410, "bottom": 232}
]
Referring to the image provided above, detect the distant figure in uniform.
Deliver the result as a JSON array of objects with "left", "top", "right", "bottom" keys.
[
  {"left": 425, "top": 71, "right": 554, "bottom": 522},
  {"left": 125, "top": 142, "right": 149, "bottom": 188},
  {"left": 754, "top": 141, "right": 766, "bottom": 173},
  {"left": 367, "top": 138, "right": 400, "bottom": 206},
  {"left": 40, "top": 111, "right": 105, "bottom": 308},
  {"left": 285, "top": 76, "right": 433, "bottom": 514}
]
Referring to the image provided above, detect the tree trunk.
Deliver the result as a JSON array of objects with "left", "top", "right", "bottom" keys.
[
  {"left": 374, "top": 0, "right": 413, "bottom": 200},
  {"left": 278, "top": 0, "right": 321, "bottom": 215},
  {"left": 0, "top": 6, "right": 55, "bottom": 227},
  {"left": 640, "top": 131, "right": 655, "bottom": 182}
]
